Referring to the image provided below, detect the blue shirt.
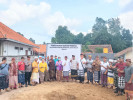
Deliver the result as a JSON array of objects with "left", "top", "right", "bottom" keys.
[
  {"left": 54, "top": 59, "right": 58, "bottom": 69},
  {"left": 0, "top": 63, "right": 10, "bottom": 77}
]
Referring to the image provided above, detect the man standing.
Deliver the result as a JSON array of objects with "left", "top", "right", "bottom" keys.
[
  {"left": 86, "top": 55, "right": 93, "bottom": 84},
  {"left": 113, "top": 57, "right": 126, "bottom": 96},
  {"left": 54, "top": 55, "right": 58, "bottom": 80},
  {"left": 100, "top": 57, "right": 109, "bottom": 87},
  {"left": 70, "top": 55, "right": 78, "bottom": 82},
  {"left": 78, "top": 54, "right": 86, "bottom": 83},
  {"left": 48, "top": 55, "right": 55, "bottom": 81},
  {"left": 25, "top": 56, "right": 32, "bottom": 87},
  {"left": 62, "top": 56, "right": 70, "bottom": 82},
  {"left": 92, "top": 56, "right": 101, "bottom": 84}
]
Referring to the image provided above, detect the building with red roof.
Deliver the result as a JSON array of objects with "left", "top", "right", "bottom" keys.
[{"left": 0, "top": 22, "right": 38, "bottom": 56}]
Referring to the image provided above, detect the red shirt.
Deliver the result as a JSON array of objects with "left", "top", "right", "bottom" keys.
[
  {"left": 18, "top": 61, "right": 25, "bottom": 71},
  {"left": 115, "top": 62, "right": 126, "bottom": 77}
]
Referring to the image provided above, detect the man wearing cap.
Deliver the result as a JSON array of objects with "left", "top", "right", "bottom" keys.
[
  {"left": 70, "top": 55, "right": 79, "bottom": 82},
  {"left": 48, "top": 55, "right": 56, "bottom": 81},
  {"left": 78, "top": 54, "right": 86, "bottom": 83},
  {"left": 54, "top": 55, "right": 58, "bottom": 80},
  {"left": 86, "top": 55, "right": 93, "bottom": 84},
  {"left": 62, "top": 56, "right": 70, "bottom": 82}
]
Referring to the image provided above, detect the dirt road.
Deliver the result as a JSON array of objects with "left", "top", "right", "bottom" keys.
[{"left": 0, "top": 82, "right": 125, "bottom": 100}]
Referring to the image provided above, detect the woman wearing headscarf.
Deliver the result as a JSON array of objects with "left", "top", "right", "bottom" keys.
[{"left": 9, "top": 58, "right": 18, "bottom": 89}]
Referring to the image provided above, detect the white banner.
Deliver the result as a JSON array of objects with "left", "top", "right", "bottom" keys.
[{"left": 46, "top": 44, "right": 81, "bottom": 61}]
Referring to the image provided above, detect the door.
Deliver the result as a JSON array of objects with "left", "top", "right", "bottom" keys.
[{"left": 25, "top": 50, "right": 28, "bottom": 56}]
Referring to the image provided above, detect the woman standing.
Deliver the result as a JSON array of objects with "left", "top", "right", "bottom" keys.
[
  {"left": 18, "top": 57, "right": 25, "bottom": 88},
  {"left": 0, "top": 57, "right": 10, "bottom": 95},
  {"left": 9, "top": 58, "right": 18, "bottom": 89},
  {"left": 39, "top": 58, "right": 48, "bottom": 83},
  {"left": 56, "top": 57, "right": 63, "bottom": 81},
  {"left": 32, "top": 57, "right": 39, "bottom": 85}
]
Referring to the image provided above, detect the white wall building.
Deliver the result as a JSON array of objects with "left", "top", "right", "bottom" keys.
[{"left": 0, "top": 22, "right": 38, "bottom": 56}]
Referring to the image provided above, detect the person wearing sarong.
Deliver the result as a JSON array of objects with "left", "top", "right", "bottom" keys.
[
  {"left": 48, "top": 55, "right": 55, "bottom": 81},
  {"left": 113, "top": 57, "right": 126, "bottom": 96},
  {"left": 54, "top": 55, "right": 58, "bottom": 80},
  {"left": 32, "top": 57, "right": 39, "bottom": 86},
  {"left": 62, "top": 56, "right": 70, "bottom": 82},
  {"left": 18, "top": 57, "right": 25, "bottom": 88},
  {"left": 39, "top": 58, "right": 48, "bottom": 83},
  {"left": 107, "top": 59, "right": 114, "bottom": 89},
  {"left": 100, "top": 57, "right": 109, "bottom": 87},
  {"left": 56, "top": 57, "right": 63, "bottom": 81},
  {"left": 113, "top": 59, "right": 119, "bottom": 93},
  {"left": 78, "top": 54, "right": 86, "bottom": 84},
  {"left": 70, "top": 55, "right": 78, "bottom": 82},
  {"left": 124, "top": 59, "right": 133, "bottom": 100},
  {"left": 0, "top": 57, "right": 10, "bottom": 95},
  {"left": 25, "top": 56, "right": 32, "bottom": 87},
  {"left": 92, "top": 56, "right": 101, "bottom": 84},
  {"left": 9, "top": 58, "right": 18, "bottom": 89},
  {"left": 86, "top": 55, "right": 93, "bottom": 84}
]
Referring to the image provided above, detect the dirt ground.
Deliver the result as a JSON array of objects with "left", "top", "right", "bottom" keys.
[{"left": 0, "top": 81, "right": 125, "bottom": 100}]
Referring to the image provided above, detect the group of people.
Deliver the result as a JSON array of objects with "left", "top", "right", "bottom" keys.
[{"left": 0, "top": 54, "right": 133, "bottom": 100}]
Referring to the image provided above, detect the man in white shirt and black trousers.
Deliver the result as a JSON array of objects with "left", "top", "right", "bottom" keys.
[{"left": 78, "top": 54, "right": 86, "bottom": 84}]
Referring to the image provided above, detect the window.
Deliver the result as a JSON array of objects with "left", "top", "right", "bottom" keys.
[
  {"left": 20, "top": 47, "right": 23, "bottom": 50},
  {"left": 15, "top": 47, "right": 19, "bottom": 50},
  {"left": 28, "top": 48, "right": 31, "bottom": 51}
]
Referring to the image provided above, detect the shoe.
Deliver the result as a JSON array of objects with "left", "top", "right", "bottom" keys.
[
  {"left": 0, "top": 92, "right": 2, "bottom": 95},
  {"left": 114, "top": 90, "right": 118, "bottom": 93},
  {"left": 25, "top": 85, "right": 28, "bottom": 87},
  {"left": 28, "top": 84, "right": 32, "bottom": 86}
]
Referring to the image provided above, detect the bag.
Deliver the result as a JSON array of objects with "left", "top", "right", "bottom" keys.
[{"left": 0, "top": 64, "right": 7, "bottom": 75}]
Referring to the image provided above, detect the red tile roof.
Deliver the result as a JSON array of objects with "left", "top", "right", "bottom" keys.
[
  {"left": 88, "top": 45, "right": 113, "bottom": 53},
  {"left": 0, "top": 22, "right": 36, "bottom": 46},
  {"left": 33, "top": 44, "right": 46, "bottom": 54},
  {"left": 115, "top": 47, "right": 133, "bottom": 57}
]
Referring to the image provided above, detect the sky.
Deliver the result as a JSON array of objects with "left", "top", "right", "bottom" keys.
[{"left": 0, "top": 0, "right": 133, "bottom": 44}]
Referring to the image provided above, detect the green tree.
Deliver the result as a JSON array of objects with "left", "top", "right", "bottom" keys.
[
  {"left": 73, "top": 33, "right": 84, "bottom": 44},
  {"left": 29, "top": 38, "right": 35, "bottom": 43},
  {"left": 95, "top": 48, "right": 103, "bottom": 53},
  {"left": 55, "top": 26, "right": 74, "bottom": 44}
]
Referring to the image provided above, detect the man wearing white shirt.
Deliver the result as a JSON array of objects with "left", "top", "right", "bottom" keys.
[
  {"left": 70, "top": 55, "right": 79, "bottom": 82},
  {"left": 78, "top": 54, "right": 86, "bottom": 83},
  {"left": 62, "top": 56, "right": 70, "bottom": 82},
  {"left": 101, "top": 57, "right": 109, "bottom": 87}
]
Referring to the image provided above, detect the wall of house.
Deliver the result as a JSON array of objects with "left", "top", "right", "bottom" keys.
[
  {"left": 0, "top": 56, "right": 35, "bottom": 64},
  {"left": 125, "top": 51, "right": 133, "bottom": 62},
  {"left": 2, "top": 41, "right": 33, "bottom": 56}
]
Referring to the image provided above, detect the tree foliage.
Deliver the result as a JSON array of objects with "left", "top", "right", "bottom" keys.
[
  {"left": 51, "top": 17, "right": 132, "bottom": 53},
  {"left": 29, "top": 38, "right": 35, "bottom": 43}
]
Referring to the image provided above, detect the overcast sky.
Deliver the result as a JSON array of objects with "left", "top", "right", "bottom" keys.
[{"left": 0, "top": 0, "right": 133, "bottom": 44}]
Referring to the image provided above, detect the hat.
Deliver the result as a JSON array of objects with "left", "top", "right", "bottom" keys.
[
  {"left": 88, "top": 55, "right": 92, "bottom": 57},
  {"left": 109, "top": 59, "right": 113, "bottom": 62},
  {"left": 39, "top": 56, "right": 42, "bottom": 58},
  {"left": 34, "top": 56, "right": 38, "bottom": 59}
]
